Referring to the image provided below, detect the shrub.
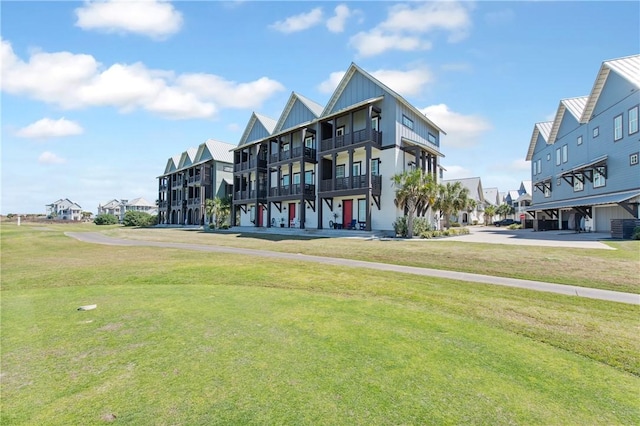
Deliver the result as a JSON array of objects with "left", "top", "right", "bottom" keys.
[
  {"left": 632, "top": 226, "right": 640, "bottom": 240},
  {"left": 450, "top": 222, "right": 461, "bottom": 228},
  {"left": 392, "top": 216, "right": 408, "bottom": 238},
  {"left": 413, "top": 217, "right": 432, "bottom": 236},
  {"left": 472, "top": 220, "right": 478, "bottom": 226},
  {"left": 94, "top": 213, "right": 118, "bottom": 225},
  {"left": 507, "top": 224, "right": 522, "bottom": 230},
  {"left": 123, "top": 211, "right": 155, "bottom": 227}
]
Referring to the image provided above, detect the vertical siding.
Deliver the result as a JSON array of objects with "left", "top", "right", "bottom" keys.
[
  {"left": 281, "top": 99, "right": 317, "bottom": 130},
  {"left": 247, "top": 121, "right": 269, "bottom": 143},
  {"left": 330, "top": 72, "right": 385, "bottom": 112},
  {"left": 592, "top": 72, "right": 637, "bottom": 118}
]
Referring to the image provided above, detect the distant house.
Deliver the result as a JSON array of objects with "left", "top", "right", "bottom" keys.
[
  {"left": 515, "top": 180, "right": 532, "bottom": 226},
  {"left": 482, "top": 187, "right": 501, "bottom": 224},
  {"left": 98, "top": 198, "right": 156, "bottom": 222},
  {"left": 158, "top": 139, "right": 235, "bottom": 225},
  {"left": 525, "top": 54, "right": 640, "bottom": 232},
  {"left": 441, "top": 177, "right": 485, "bottom": 225},
  {"left": 46, "top": 198, "right": 82, "bottom": 221}
]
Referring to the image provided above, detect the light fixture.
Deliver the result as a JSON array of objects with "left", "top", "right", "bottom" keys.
[{"left": 338, "top": 203, "right": 342, "bottom": 208}]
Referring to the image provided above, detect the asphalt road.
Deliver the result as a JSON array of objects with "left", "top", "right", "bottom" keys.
[{"left": 65, "top": 232, "right": 639, "bottom": 305}]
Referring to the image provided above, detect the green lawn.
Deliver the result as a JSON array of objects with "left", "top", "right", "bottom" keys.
[{"left": 1, "top": 223, "right": 639, "bottom": 425}]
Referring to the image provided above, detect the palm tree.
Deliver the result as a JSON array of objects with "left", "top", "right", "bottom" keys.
[
  {"left": 391, "top": 169, "right": 437, "bottom": 238},
  {"left": 205, "top": 196, "right": 231, "bottom": 228},
  {"left": 434, "top": 181, "right": 471, "bottom": 229},
  {"left": 497, "top": 203, "right": 514, "bottom": 220},
  {"left": 483, "top": 204, "right": 497, "bottom": 226}
]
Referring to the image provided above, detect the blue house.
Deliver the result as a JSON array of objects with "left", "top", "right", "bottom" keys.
[
  {"left": 231, "top": 63, "right": 445, "bottom": 233},
  {"left": 525, "top": 55, "right": 640, "bottom": 233}
]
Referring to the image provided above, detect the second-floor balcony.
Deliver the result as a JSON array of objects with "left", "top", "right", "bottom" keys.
[
  {"left": 268, "top": 184, "right": 316, "bottom": 198},
  {"left": 269, "top": 147, "right": 317, "bottom": 164},
  {"left": 234, "top": 158, "right": 267, "bottom": 172},
  {"left": 187, "top": 175, "right": 202, "bottom": 185},
  {"left": 320, "top": 129, "right": 382, "bottom": 152},
  {"left": 187, "top": 197, "right": 201, "bottom": 206},
  {"left": 319, "top": 175, "right": 382, "bottom": 194},
  {"left": 234, "top": 188, "right": 268, "bottom": 201},
  {"left": 158, "top": 201, "right": 168, "bottom": 209}
]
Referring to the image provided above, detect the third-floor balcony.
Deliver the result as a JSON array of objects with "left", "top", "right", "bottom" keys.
[
  {"left": 269, "top": 147, "right": 317, "bottom": 164},
  {"left": 234, "top": 158, "right": 267, "bottom": 172},
  {"left": 187, "top": 197, "right": 201, "bottom": 206},
  {"left": 319, "top": 175, "right": 382, "bottom": 194},
  {"left": 234, "top": 188, "right": 268, "bottom": 201},
  {"left": 320, "top": 129, "right": 382, "bottom": 152}
]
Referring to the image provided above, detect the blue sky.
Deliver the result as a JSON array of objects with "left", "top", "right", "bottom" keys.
[{"left": 1, "top": 0, "right": 638, "bottom": 215}]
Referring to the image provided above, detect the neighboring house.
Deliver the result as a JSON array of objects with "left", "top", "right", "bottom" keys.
[
  {"left": 46, "top": 198, "right": 82, "bottom": 221},
  {"left": 231, "top": 63, "right": 445, "bottom": 232},
  {"left": 525, "top": 54, "right": 640, "bottom": 232},
  {"left": 482, "top": 186, "right": 501, "bottom": 224},
  {"left": 441, "top": 177, "right": 485, "bottom": 225},
  {"left": 515, "top": 180, "right": 532, "bottom": 226},
  {"left": 158, "top": 139, "right": 235, "bottom": 225},
  {"left": 98, "top": 198, "right": 156, "bottom": 222}
]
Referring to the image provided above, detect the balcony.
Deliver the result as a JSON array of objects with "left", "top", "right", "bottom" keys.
[
  {"left": 320, "top": 129, "right": 382, "bottom": 152},
  {"left": 234, "top": 158, "right": 267, "bottom": 172},
  {"left": 187, "top": 198, "right": 201, "bottom": 206},
  {"left": 158, "top": 201, "right": 168, "bottom": 209},
  {"left": 187, "top": 175, "right": 202, "bottom": 185},
  {"left": 319, "top": 175, "right": 382, "bottom": 194},
  {"left": 268, "top": 184, "right": 316, "bottom": 198},
  {"left": 234, "top": 189, "right": 268, "bottom": 201}
]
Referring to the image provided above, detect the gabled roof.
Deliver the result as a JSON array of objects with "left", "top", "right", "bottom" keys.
[
  {"left": 505, "top": 190, "right": 520, "bottom": 203},
  {"left": 273, "top": 92, "right": 324, "bottom": 133},
  {"left": 581, "top": 54, "right": 640, "bottom": 123},
  {"left": 519, "top": 180, "right": 532, "bottom": 196},
  {"left": 237, "top": 112, "right": 277, "bottom": 148},
  {"left": 483, "top": 187, "right": 500, "bottom": 206},
  {"left": 322, "top": 62, "right": 445, "bottom": 135},
  {"left": 195, "top": 139, "right": 235, "bottom": 164},
  {"left": 525, "top": 121, "right": 553, "bottom": 161},
  {"left": 127, "top": 197, "right": 155, "bottom": 207},
  {"left": 100, "top": 199, "right": 121, "bottom": 208},
  {"left": 164, "top": 155, "right": 179, "bottom": 175},
  {"left": 548, "top": 96, "right": 588, "bottom": 144},
  {"left": 177, "top": 147, "right": 197, "bottom": 169},
  {"left": 441, "top": 177, "right": 484, "bottom": 202}
]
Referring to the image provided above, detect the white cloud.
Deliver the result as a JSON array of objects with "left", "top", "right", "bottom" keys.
[
  {"left": 350, "top": 1, "right": 472, "bottom": 57},
  {"left": 326, "top": 4, "right": 351, "bottom": 33},
  {"left": 420, "top": 104, "right": 492, "bottom": 148},
  {"left": 508, "top": 158, "right": 530, "bottom": 172},
  {"left": 270, "top": 7, "right": 323, "bottom": 33},
  {"left": 441, "top": 165, "right": 473, "bottom": 180},
  {"left": 38, "top": 151, "right": 66, "bottom": 165},
  {"left": 75, "top": 0, "right": 183, "bottom": 40},
  {"left": 0, "top": 38, "right": 283, "bottom": 120},
  {"left": 317, "top": 71, "right": 346, "bottom": 94},
  {"left": 177, "top": 74, "right": 284, "bottom": 109},
  {"left": 371, "top": 67, "right": 433, "bottom": 97},
  {"left": 16, "top": 118, "right": 84, "bottom": 139}
]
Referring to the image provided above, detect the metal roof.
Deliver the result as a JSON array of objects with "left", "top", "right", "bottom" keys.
[
  {"left": 525, "top": 121, "right": 553, "bottom": 161},
  {"left": 527, "top": 189, "right": 640, "bottom": 211},
  {"left": 581, "top": 54, "right": 640, "bottom": 123},
  {"left": 548, "top": 96, "right": 588, "bottom": 144},
  {"left": 200, "top": 139, "right": 235, "bottom": 164},
  {"left": 237, "top": 112, "right": 277, "bottom": 148},
  {"left": 483, "top": 187, "right": 500, "bottom": 206},
  {"left": 273, "top": 92, "right": 323, "bottom": 134},
  {"left": 127, "top": 197, "right": 155, "bottom": 207},
  {"left": 441, "top": 177, "right": 484, "bottom": 202}
]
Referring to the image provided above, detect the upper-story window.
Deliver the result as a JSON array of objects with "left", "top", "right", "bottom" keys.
[
  {"left": 537, "top": 159, "right": 541, "bottom": 174},
  {"left": 629, "top": 106, "right": 639, "bottom": 135},
  {"left": 614, "top": 114, "right": 623, "bottom": 141},
  {"left": 371, "top": 158, "right": 380, "bottom": 176},
  {"left": 336, "top": 126, "right": 345, "bottom": 137},
  {"left": 336, "top": 164, "right": 345, "bottom": 178},
  {"left": 555, "top": 148, "right": 561, "bottom": 166},
  {"left": 371, "top": 116, "right": 379, "bottom": 132},
  {"left": 562, "top": 144, "right": 568, "bottom": 163},
  {"left": 304, "top": 136, "right": 314, "bottom": 148},
  {"left": 593, "top": 167, "right": 606, "bottom": 188},
  {"left": 353, "top": 162, "right": 362, "bottom": 177},
  {"left": 630, "top": 152, "right": 639, "bottom": 166},
  {"left": 532, "top": 160, "right": 537, "bottom": 175},
  {"left": 427, "top": 133, "right": 436, "bottom": 144},
  {"left": 593, "top": 126, "right": 599, "bottom": 138},
  {"left": 544, "top": 186, "right": 551, "bottom": 198},
  {"left": 573, "top": 174, "right": 584, "bottom": 192},
  {"left": 577, "top": 135, "right": 583, "bottom": 145},
  {"left": 402, "top": 115, "right": 414, "bottom": 130}
]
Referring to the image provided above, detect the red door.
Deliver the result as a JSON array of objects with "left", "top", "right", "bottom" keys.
[
  {"left": 342, "top": 199, "right": 353, "bottom": 228},
  {"left": 257, "top": 205, "right": 263, "bottom": 227},
  {"left": 288, "top": 203, "right": 296, "bottom": 227}
]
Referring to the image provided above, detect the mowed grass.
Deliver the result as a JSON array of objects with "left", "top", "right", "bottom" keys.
[
  {"left": 1, "top": 223, "right": 639, "bottom": 425},
  {"left": 104, "top": 226, "right": 640, "bottom": 294}
]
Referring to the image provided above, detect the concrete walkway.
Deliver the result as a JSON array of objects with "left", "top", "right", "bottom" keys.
[{"left": 65, "top": 232, "right": 639, "bottom": 305}]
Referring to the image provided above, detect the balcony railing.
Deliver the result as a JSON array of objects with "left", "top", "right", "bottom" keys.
[
  {"left": 269, "top": 147, "right": 317, "bottom": 164},
  {"left": 187, "top": 198, "right": 201, "bottom": 206},
  {"left": 234, "top": 189, "right": 268, "bottom": 201},
  {"left": 320, "top": 129, "right": 382, "bottom": 152},
  {"left": 188, "top": 175, "right": 202, "bottom": 185},
  {"left": 320, "top": 175, "right": 382, "bottom": 193},
  {"left": 268, "top": 184, "right": 316, "bottom": 198},
  {"left": 234, "top": 158, "right": 267, "bottom": 172},
  {"left": 158, "top": 201, "right": 168, "bottom": 209}
]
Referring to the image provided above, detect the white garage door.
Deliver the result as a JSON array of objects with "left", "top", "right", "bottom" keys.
[{"left": 594, "top": 205, "right": 624, "bottom": 232}]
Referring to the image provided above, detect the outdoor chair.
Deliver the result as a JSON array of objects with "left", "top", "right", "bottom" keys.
[{"left": 347, "top": 219, "right": 357, "bottom": 230}]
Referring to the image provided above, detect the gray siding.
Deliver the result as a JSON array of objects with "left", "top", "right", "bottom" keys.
[
  {"left": 330, "top": 72, "right": 385, "bottom": 113},
  {"left": 281, "top": 99, "right": 317, "bottom": 131},
  {"left": 247, "top": 121, "right": 270, "bottom": 144}
]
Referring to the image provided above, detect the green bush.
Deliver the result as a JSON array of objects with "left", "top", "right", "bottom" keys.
[
  {"left": 419, "top": 227, "right": 469, "bottom": 239},
  {"left": 123, "top": 211, "right": 156, "bottom": 227},
  {"left": 94, "top": 213, "right": 119, "bottom": 225},
  {"left": 632, "top": 226, "right": 640, "bottom": 240},
  {"left": 450, "top": 222, "right": 461, "bottom": 228},
  {"left": 413, "top": 217, "right": 432, "bottom": 236},
  {"left": 507, "top": 224, "right": 523, "bottom": 230},
  {"left": 392, "top": 216, "right": 408, "bottom": 237}
]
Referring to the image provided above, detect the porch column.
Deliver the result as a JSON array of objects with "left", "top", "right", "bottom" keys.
[
  {"left": 366, "top": 143, "right": 372, "bottom": 231},
  {"left": 300, "top": 158, "right": 306, "bottom": 229},
  {"left": 421, "top": 151, "right": 427, "bottom": 173},
  {"left": 318, "top": 158, "right": 323, "bottom": 230},
  {"left": 332, "top": 152, "right": 337, "bottom": 191},
  {"left": 266, "top": 167, "right": 272, "bottom": 227},
  {"left": 348, "top": 149, "right": 354, "bottom": 189}
]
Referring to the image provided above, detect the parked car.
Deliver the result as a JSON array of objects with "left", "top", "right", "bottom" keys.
[{"left": 494, "top": 218, "right": 519, "bottom": 227}]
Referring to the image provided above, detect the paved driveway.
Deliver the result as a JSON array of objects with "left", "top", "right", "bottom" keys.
[{"left": 429, "top": 226, "right": 616, "bottom": 250}]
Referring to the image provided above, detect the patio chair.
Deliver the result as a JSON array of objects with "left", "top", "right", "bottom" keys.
[{"left": 347, "top": 219, "right": 357, "bottom": 230}]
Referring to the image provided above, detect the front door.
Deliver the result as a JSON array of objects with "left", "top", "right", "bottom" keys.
[
  {"left": 288, "top": 203, "right": 296, "bottom": 227},
  {"left": 342, "top": 199, "right": 353, "bottom": 228}
]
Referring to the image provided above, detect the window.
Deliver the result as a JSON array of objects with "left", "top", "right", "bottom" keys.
[
  {"left": 562, "top": 144, "right": 568, "bottom": 163},
  {"left": 304, "top": 136, "right": 314, "bottom": 148},
  {"left": 305, "top": 170, "right": 314, "bottom": 184},
  {"left": 577, "top": 135, "right": 582, "bottom": 145},
  {"left": 537, "top": 159, "right": 541, "bottom": 174},
  {"left": 630, "top": 152, "right": 639, "bottom": 166},
  {"left": 593, "top": 127, "right": 599, "bottom": 138},
  {"left": 282, "top": 142, "right": 290, "bottom": 151},
  {"left": 293, "top": 173, "right": 300, "bottom": 185},
  {"left": 547, "top": 153, "right": 551, "bottom": 161},
  {"left": 428, "top": 133, "right": 437, "bottom": 144},
  {"left": 556, "top": 178, "right": 561, "bottom": 186},
  {"left": 358, "top": 199, "right": 367, "bottom": 222},
  {"left": 614, "top": 114, "right": 623, "bottom": 141},
  {"left": 223, "top": 165, "right": 233, "bottom": 172},
  {"left": 593, "top": 168, "right": 606, "bottom": 188},
  {"left": 544, "top": 186, "right": 550, "bottom": 198},
  {"left": 371, "top": 158, "right": 380, "bottom": 176},
  {"left": 532, "top": 161, "right": 537, "bottom": 175},
  {"left": 371, "top": 116, "right": 379, "bottom": 132},
  {"left": 336, "top": 126, "right": 345, "bottom": 137},
  {"left": 629, "top": 106, "right": 639, "bottom": 135},
  {"left": 353, "top": 162, "right": 361, "bottom": 177},
  {"left": 555, "top": 148, "right": 561, "bottom": 166},
  {"left": 402, "top": 115, "right": 414, "bottom": 130},
  {"left": 281, "top": 174, "right": 290, "bottom": 186},
  {"left": 336, "top": 164, "right": 345, "bottom": 178},
  {"left": 573, "top": 174, "right": 584, "bottom": 192}
]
